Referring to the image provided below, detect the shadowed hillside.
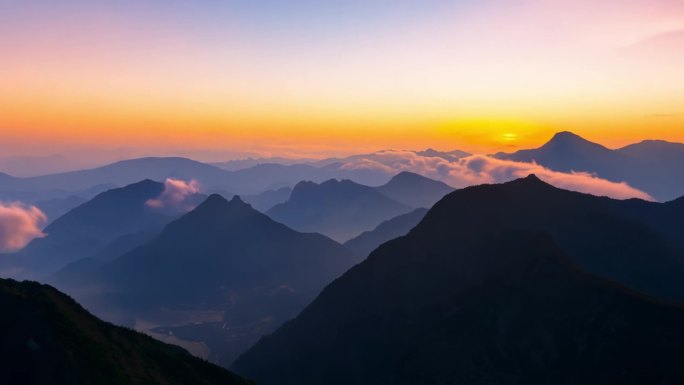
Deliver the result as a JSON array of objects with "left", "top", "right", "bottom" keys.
[{"left": 0, "top": 278, "right": 252, "bottom": 385}]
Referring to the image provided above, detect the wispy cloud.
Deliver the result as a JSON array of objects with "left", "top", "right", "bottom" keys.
[
  {"left": 146, "top": 178, "right": 201, "bottom": 213},
  {"left": 0, "top": 202, "right": 47, "bottom": 252},
  {"left": 340, "top": 151, "right": 654, "bottom": 201}
]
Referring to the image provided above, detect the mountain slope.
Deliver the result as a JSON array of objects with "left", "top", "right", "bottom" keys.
[
  {"left": 267, "top": 179, "right": 413, "bottom": 242},
  {"left": 0, "top": 278, "right": 252, "bottom": 385},
  {"left": 80, "top": 194, "right": 360, "bottom": 367},
  {"left": 343, "top": 208, "right": 428, "bottom": 257},
  {"left": 496, "top": 131, "right": 684, "bottom": 201},
  {"left": 374, "top": 172, "right": 453, "bottom": 208},
  {"left": 233, "top": 177, "right": 684, "bottom": 385},
  {"left": 13, "top": 180, "right": 175, "bottom": 278}
]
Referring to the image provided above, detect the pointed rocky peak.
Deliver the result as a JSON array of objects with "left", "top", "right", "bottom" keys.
[
  {"left": 195, "top": 193, "right": 260, "bottom": 215},
  {"left": 200, "top": 193, "right": 230, "bottom": 207},
  {"left": 502, "top": 174, "right": 557, "bottom": 191}
]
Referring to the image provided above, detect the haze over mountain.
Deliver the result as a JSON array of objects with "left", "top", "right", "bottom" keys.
[
  {"left": 0, "top": 154, "right": 88, "bottom": 177},
  {"left": 344, "top": 208, "right": 428, "bottom": 257},
  {"left": 267, "top": 179, "right": 413, "bottom": 242},
  {"left": 0, "top": 278, "right": 252, "bottom": 385},
  {"left": 234, "top": 176, "right": 684, "bottom": 385},
  {"left": 374, "top": 172, "right": 453, "bottom": 208},
  {"left": 33, "top": 196, "right": 87, "bottom": 225},
  {"left": 65, "top": 194, "right": 360, "bottom": 367},
  {"left": 242, "top": 187, "right": 292, "bottom": 212},
  {"left": 496, "top": 131, "right": 684, "bottom": 201},
  {"left": 0, "top": 157, "right": 232, "bottom": 196}
]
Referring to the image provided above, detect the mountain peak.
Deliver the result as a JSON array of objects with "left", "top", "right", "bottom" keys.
[
  {"left": 189, "top": 193, "right": 257, "bottom": 220},
  {"left": 550, "top": 131, "right": 583, "bottom": 141},
  {"left": 544, "top": 131, "right": 608, "bottom": 149},
  {"left": 392, "top": 171, "right": 424, "bottom": 180},
  {"left": 505, "top": 174, "right": 554, "bottom": 190},
  {"left": 524, "top": 173, "right": 542, "bottom": 182},
  {"left": 203, "top": 193, "right": 229, "bottom": 206}
]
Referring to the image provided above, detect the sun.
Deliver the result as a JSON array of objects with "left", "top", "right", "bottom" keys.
[{"left": 502, "top": 133, "right": 519, "bottom": 141}]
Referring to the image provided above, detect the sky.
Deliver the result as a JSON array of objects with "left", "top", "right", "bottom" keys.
[{"left": 1, "top": 0, "right": 684, "bottom": 161}]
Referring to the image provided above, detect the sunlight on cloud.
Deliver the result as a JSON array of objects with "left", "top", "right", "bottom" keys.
[
  {"left": 146, "top": 178, "right": 201, "bottom": 213},
  {"left": 340, "top": 151, "right": 654, "bottom": 201},
  {"left": 0, "top": 202, "right": 47, "bottom": 252}
]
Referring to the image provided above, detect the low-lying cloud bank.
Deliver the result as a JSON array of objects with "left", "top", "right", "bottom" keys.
[
  {"left": 340, "top": 151, "right": 654, "bottom": 201},
  {"left": 0, "top": 202, "right": 47, "bottom": 252},
  {"left": 146, "top": 178, "right": 201, "bottom": 212}
]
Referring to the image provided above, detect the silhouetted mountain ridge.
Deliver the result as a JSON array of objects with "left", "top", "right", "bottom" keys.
[
  {"left": 0, "top": 278, "right": 252, "bottom": 385},
  {"left": 234, "top": 176, "right": 684, "bottom": 385}
]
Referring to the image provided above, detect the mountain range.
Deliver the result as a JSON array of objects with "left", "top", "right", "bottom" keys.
[
  {"left": 267, "top": 179, "right": 414, "bottom": 242},
  {"left": 233, "top": 175, "right": 684, "bottom": 385},
  {"left": 496, "top": 131, "right": 684, "bottom": 201},
  {"left": 57, "top": 194, "right": 361, "bottom": 367}
]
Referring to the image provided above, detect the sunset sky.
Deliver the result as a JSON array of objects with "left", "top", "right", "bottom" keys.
[{"left": 1, "top": 0, "right": 683, "bottom": 161}]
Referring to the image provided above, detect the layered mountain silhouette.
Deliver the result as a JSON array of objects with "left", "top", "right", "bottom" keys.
[
  {"left": 10, "top": 180, "right": 198, "bottom": 278},
  {"left": 70, "top": 194, "right": 360, "bottom": 366},
  {"left": 33, "top": 196, "right": 87, "bottom": 225},
  {"left": 0, "top": 157, "right": 233, "bottom": 197},
  {"left": 496, "top": 131, "right": 684, "bottom": 201},
  {"left": 242, "top": 186, "right": 292, "bottom": 212},
  {"left": 344, "top": 208, "right": 428, "bottom": 257},
  {"left": 267, "top": 179, "right": 413, "bottom": 242},
  {"left": 374, "top": 171, "right": 453, "bottom": 208},
  {"left": 0, "top": 278, "right": 252, "bottom": 385},
  {"left": 233, "top": 176, "right": 684, "bottom": 385}
]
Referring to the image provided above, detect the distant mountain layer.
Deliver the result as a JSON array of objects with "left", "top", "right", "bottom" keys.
[
  {"left": 66, "top": 194, "right": 360, "bottom": 367},
  {"left": 0, "top": 278, "right": 252, "bottom": 385},
  {"left": 0, "top": 157, "right": 233, "bottom": 194},
  {"left": 233, "top": 176, "right": 684, "bottom": 385},
  {"left": 374, "top": 171, "right": 453, "bottom": 208},
  {"left": 496, "top": 131, "right": 684, "bottom": 201},
  {"left": 242, "top": 186, "right": 292, "bottom": 212},
  {"left": 344, "top": 208, "right": 428, "bottom": 257},
  {"left": 267, "top": 179, "right": 413, "bottom": 242}
]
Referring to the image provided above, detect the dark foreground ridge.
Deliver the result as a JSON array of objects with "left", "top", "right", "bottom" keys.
[
  {"left": 0, "top": 278, "right": 253, "bottom": 385},
  {"left": 233, "top": 175, "right": 684, "bottom": 385}
]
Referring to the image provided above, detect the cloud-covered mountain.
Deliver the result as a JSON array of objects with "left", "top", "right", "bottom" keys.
[
  {"left": 71, "top": 194, "right": 360, "bottom": 367},
  {"left": 374, "top": 171, "right": 453, "bottom": 208},
  {"left": 343, "top": 208, "right": 428, "bottom": 257},
  {"left": 233, "top": 176, "right": 684, "bottom": 385},
  {"left": 267, "top": 179, "right": 413, "bottom": 242},
  {"left": 0, "top": 278, "right": 252, "bottom": 385},
  {"left": 496, "top": 131, "right": 684, "bottom": 201}
]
